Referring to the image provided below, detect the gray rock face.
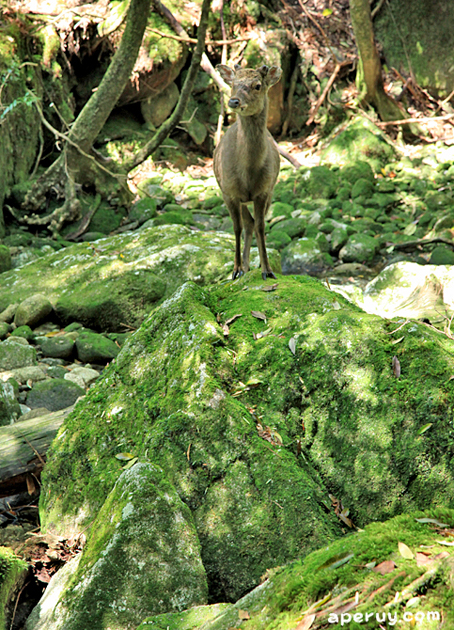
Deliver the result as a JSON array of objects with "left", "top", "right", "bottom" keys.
[
  {"left": 26, "top": 378, "right": 84, "bottom": 411},
  {"left": 28, "top": 463, "right": 208, "bottom": 630},
  {"left": 14, "top": 294, "right": 53, "bottom": 328},
  {"left": 0, "top": 337, "right": 37, "bottom": 370},
  {"left": 0, "top": 381, "right": 21, "bottom": 425}
]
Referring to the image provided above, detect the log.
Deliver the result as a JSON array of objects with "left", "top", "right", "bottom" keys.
[{"left": 0, "top": 406, "right": 73, "bottom": 498}]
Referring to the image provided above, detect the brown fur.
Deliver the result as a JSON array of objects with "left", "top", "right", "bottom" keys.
[{"left": 213, "top": 64, "right": 282, "bottom": 279}]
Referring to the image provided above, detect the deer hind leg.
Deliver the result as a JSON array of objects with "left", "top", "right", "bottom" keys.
[
  {"left": 225, "top": 196, "right": 244, "bottom": 279},
  {"left": 241, "top": 203, "right": 255, "bottom": 273},
  {"left": 253, "top": 196, "right": 276, "bottom": 280}
]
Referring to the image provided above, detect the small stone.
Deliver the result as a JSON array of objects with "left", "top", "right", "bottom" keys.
[
  {"left": 0, "top": 322, "right": 10, "bottom": 340},
  {"left": 39, "top": 335, "right": 75, "bottom": 359},
  {"left": 26, "top": 378, "right": 85, "bottom": 412},
  {"left": 46, "top": 365, "right": 68, "bottom": 379},
  {"left": 429, "top": 246, "right": 454, "bottom": 265},
  {"left": 0, "top": 381, "right": 21, "bottom": 425},
  {"left": 18, "top": 407, "right": 50, "bottom": 422},
  {"left": 65, "top": 366, "right": 100, "bottom": 387},
  {"left": 11, "top": 325, "right": 35, "bottom": 342},
  {"left": 75, "top": 333, "right": 120, "bottom": 364},
  {"left": 14, "top": 294, "right": 53, "bottom": 328},
  {"left": 0, "top": 304, "right": 18, "bottom": 323},
  {"left": 10, "top": 366, "right": 47, "bottom": 384},
  {"left": 339, "top": 234, "right": 378, "bottom": 263},
  {"left": 0, "top": 338, "right": 37, "bottom": 370},
  {"left": 281, "top": 238, "right": 334, "bottom": 275},
  {"left": 0, "top": 244, "right": 11, "bottom": 273}
]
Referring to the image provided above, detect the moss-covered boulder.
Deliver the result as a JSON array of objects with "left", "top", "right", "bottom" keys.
[
  {"left": 281, "top": 237, "right": 334, "bottom": 275},
  {"left": 199, "top": 508, "right": 454, "bottom": 630},
  {"left": 28, "top": 462, "right": 208, "bottom": 630},
  {"left": 321, "top": 116, "right": 395, "bottom": 171},
  {"left": 0, "top": 225, "right": 280, "bottom": 331},
  {"left": 339, "top": 233, "right": 379, "bottom": 263},
  {"left": 38, "top": 272, "right": 454, "bottom": 622}
]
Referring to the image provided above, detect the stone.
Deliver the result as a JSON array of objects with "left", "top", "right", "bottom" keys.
[
  {"left": 0, "top": 381, "right": 21, "bottom": 425},
  {"left": 65, "top": 367, "right": 100, "bottom": 388},
  {"left": 330, "top": 227, "right": 349, "bottom": 252},
  {"left": 9, "top": 366, "right": 47, "bottom": 384},
  {"left": 26, "top": 378, "right": 85, "bottom": 411},
  {"left": 75, "top": 332, "right": 120, "bottom": 364},
  {"left": 306, "top": 165, "right": 339, "bottom": 199},
  {"left": 270, "top": 217, "right": 307, "bottom": 239},
  {"left": 339, "top": 233, "right": 379, "bottom": 263},
  {"left": 10, "top": 325, "right": 34, "bottom": 341},
  {"left": 0, "top": 338, "right": 37, "bottom": 370},
  {"left": 0, "top": 304, "right": 18, "bottom": 323},
  {"left": 281, "top": 238, "right": 334, "bottom": 275},
  {"left": 28, "top": 463, "right": 208, "bottom": 630},
  {"left": 267, "top": 201, "right": 295, "bottom": 219},
  {"left": 18, "top": 407, "right": 50, "bottom": 421},
  {"left": 46, "top": 365, "right": 68, "bottom": 379},
  {"left": 14, "top": 294, "right": 53, "bottom": 328},
  {"left": 141, "top": 81, "right": 180, "bottom": 127},
  {"left": 429, "top": 246, "right": 454, "bottom": 265},
  {"left": 129, "top": 198, "right": 157, "bottom": 225},
  {"left": 0, "top": 322, "right": 9, "bottom": 339},
  {"left": 351, "top": 177, "right": 375, "bottom": 199},
  {"left": 0, "top": 244, "right": 11, "bottom": 273},
  {"left": 39, "top": 335, "right": 75, "bottom": 359}
]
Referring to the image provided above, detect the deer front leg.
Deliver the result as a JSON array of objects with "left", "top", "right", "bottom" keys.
[
  {"left": 254, "top": 196, "right": 276, "bottom": 280},
  {"left": 241, "top": 203, "right": 255, "bottom": 273},
  {"left": 225, "top": 197, "right": 244, "bottom": 279}
]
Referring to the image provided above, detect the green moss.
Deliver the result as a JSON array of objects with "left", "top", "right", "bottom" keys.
[{"left": 0, "top": 546, "right": 27, "bottom": 630}]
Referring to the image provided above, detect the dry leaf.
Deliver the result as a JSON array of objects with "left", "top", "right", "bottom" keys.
[
  {"left": 225, "top": 314, "right": 242, "bottom": 326},
  {"left": 418, "top": 423, "right": 433, "bottom": 435},
  {"left": 416, "top": 552, "right": 433, "bottom": 567},
  {"left": 238, "top": 609, "right": 250, "bottom": 620},
  {"left": 398, "top": 541, "right": 414, "bottom": 559},
  {"left": 261, "top": 283, "right": 278, "bottom": 292},
  {"left": 415, "top": 517, "right": 449, "bottom": 527},
  {"left": 436, "top": 540, "right": 454, "bottom": 546},
  {"left": 26, "top": 473, "right": 37, "bottom": 496},
  {"left": 373, "top": 560, "right": 396, "bottom": 575},
  {"left": 251, "top": 310, "right": 267, "bottom": 322},
  {"left": 392, "top": 336, "right": 405, "bottom": 345},
  {"left": 295, "top": 614, "right": 316, "bottom": 630},
  {"left": 115, "top": 452, "right": 135, "bottom": 461},
  {"left": 289, "top": 337, "right": 296, "bottom": 355},
  {"left": 392, "top": 355, "right": 401, "bottom": 377}
]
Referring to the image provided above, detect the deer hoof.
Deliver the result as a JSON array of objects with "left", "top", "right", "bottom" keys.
[
  {"left": 262, "top": 271, "right": 277, "bottom": 280},
  {"left": 232, "top": 269, "right": 244, "bottom": 280}
]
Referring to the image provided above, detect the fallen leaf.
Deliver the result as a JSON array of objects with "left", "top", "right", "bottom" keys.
[
  {"left": 416, "top": 552, "right": 433, "bottom": 567},
  {"left": 417, "top": 423, "right": 433, "bottom": 435},
  {"left": 392, "top": 355, "right": 401, "bottom": 377},
  {"left": 115, "top": 452, "right": 135, "bottom": 461},
  {"left": 251, "top": 310, "right": 267, "bottom": 322},
  {"left": 317, "top": 552, "right": 354, "bottom": 571},
  {"left": 404, "top": 223, "right": 417, "bottom": 236},
  {"left": 289, "top": 337, "right": 296, "bottom": 355},
  {"left": 436, "top": 540, "right": 454, "bottom": 546},
  {"left": 122, "top": 457, "right": 138, "bottom": 470},
  {"left": 392, "top": 336, "right": 405, "bottom": 345},
  {"left": 295, "top": 613, "right": 316, "bottom": 630},
  {"left": 415, "top": 517, "right": 450, "bottom": 527},
  {"left": 225, "top": 314, "right": 242, "bottom": 326},
  {"left": 261, "top": 283, "right": 278, "bottom": 292},
  {"left": 254, "top": 327, "right": 272, "bottom": 340},
  {"left": 398, "top": 541, "right": 414, "bottom": 559},
  {"left": 373, "top": 560, "right": 396, "bottom": 575},
  {"left": 434, "top": 551, "right": 450, "bottom": 560},
  {"left": 238, "top": 609, "right": 250, "bottom": 620}
]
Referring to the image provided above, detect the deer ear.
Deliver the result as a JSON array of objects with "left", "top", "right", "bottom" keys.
[
  {"left": 267, "top": 66, "right": 282, "bottom": 87},
  {"left": 259, "top": 65, "right": 269, "bottom": 78},
  {"left": 216, "top": 64, "right": 235, "bottom": 86}
]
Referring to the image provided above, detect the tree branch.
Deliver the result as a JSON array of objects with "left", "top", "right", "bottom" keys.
[{"left": 126, "top": 0, "right": 211, "bottom": 171}]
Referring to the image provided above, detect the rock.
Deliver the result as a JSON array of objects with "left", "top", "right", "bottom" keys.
[
  {"left": 11, "top": 325, "right": 34, "bottom": 341},
  {"left": 26, "top": 378, "right": 85, "bottom": 411},
  {"left": 330, "top": 227, "right": 349, "bottom": 252},
  {"left": 14, "top": 294, "right": 53, "bottom": 328},
  {"left": 339, "top": 233, "right": 379, "bottom": 263},
  {"left": 281, "top": 238, "right": 334, "bottom": 275},
  {"left": 129, "top": 198, "right": 158, "bottom": 225},
  {"left": 18, "top": 407, "right": 50, "bottom": 421},
  {"left": 1, "top": 225, "right": 263, "bottom": 331},
  {"left": 0, "top": 304, "right": 18, "bottom": 323},
  {"left": 75, "top": 332, "right": 120, "bottom": 363},
  {"left": 351, "top": 177, "right": 375, "bottom": 199},
  {"left": 306, "top": 165, "right": 338, "bottom": 199},
  {"left": 8, "top": 366, "right": 47, "bottom": 384},
  {"left": 39, "top": 335, "right": 75, "bottom": 359},
  {"left": 141, "top": 81, "right": 180, "bottom": 127},
  {"left": 321, "top": 115, "right": 395, "bottom": 171},
  {"left": 362, "top": 262, "right": 454, "bottom": 321},
  {"left": 0, "top": 546, "right": 27, "bottom": 628},
  {"left": 137, "top": 604, "right": 230, "bottom": 630},
  {"left": 0, "top": 338, "right": 37, "bottom": 370},
  {"left": 64, "top": 367, "right": 100, "bottom": 388},
  {"left": 0, "top": 381, "right": 21, "bottom": 425},
  {"left": 0, "top": 322, "right": 9, "bottom": 339},
  {"left": 430, "top": 246, "right": 454, "bottom": 265},
  {"left": 270, "top": 217, "right": 307, "bottom": 239},
  {"left": 46, "top": 365, "right": 68, "bottom": 379},
  {"left": 266, "top": 230, "right": 292, "bottom": 251},
  {"left": 0, "top": 244, "right": 11, "bottom": 273},
  {"left": 30, "top": 463, "right": 208, "bottom": 630},
  {"left": 267, "top": 201, "right": 295, "bottom": 219}
]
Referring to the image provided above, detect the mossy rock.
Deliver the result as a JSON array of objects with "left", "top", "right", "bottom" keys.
[
  {"left": 340, "top": 161, "right": 375, "bottom": 184},
  {"left": 351, "top": 177, "right": 375, "bottom": 199},
  {"left": 0, "top": 546, "right": 28, "bottom": 630},
  {"left": 0, "top": 245, "right": 11, "bottom": 273},
  {"left": 200, "top": 509, "right": 454, "bottom": 630},
  {"left": 266, "top": 230, "right": 292, "bottom": 250},
  {"left": 0, "top": 225, "right": 274, "bottom": 332},
  {"left": 306, "top": 166, "right": 339, "bottom": 199},
  {"left": 281, "top": 238, "right": 334, "bottom": 275},
  {"left": 429, "top": 246, "right": 454, "bottom": 265},
  {"left": 321, "top": 116, "right": 395, "bottom": 172}
]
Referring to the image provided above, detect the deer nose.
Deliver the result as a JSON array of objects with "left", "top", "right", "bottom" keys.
[{"left": 228, "top": 98, "right": 240, "bottom": 109}]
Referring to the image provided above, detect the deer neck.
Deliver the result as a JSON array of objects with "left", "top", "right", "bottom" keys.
[{"left": 236, "top": 98, "right": 269, "bottom": 157}]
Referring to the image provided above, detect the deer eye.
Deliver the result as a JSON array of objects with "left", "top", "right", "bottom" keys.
[{"left": 254, "top": 83, "right": 261, "bottom": 91}]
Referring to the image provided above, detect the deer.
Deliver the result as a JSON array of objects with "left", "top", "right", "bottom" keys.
[{"left": 213, "top": 63, "right": 282, "bottom": 280}]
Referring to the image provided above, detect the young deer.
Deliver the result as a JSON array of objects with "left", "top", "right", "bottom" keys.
[{"left": 213, "top": 64, "right": 282, "bottom": 280}]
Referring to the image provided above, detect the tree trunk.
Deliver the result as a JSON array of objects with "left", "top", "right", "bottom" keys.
[
  {"left": 24, "top": 0, "right": 152, "bottom": 231},
  {"left": 349, "top": 0, "right": 404, "bottom": 121}
]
